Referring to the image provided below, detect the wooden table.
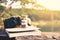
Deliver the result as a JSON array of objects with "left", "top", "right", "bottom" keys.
[
  {"left": 6, "top": 26, "right": 41, "bottom": 38},
  {"left": 5, "top": 26, "right": 41, "bottom": 40}
]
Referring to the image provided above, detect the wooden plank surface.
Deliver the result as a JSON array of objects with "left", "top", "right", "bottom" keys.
[
  {"left": 6, "top": 26, "right": 40, "bottom": 32},
  {"left": 8, "top": 30, "right": 41, "bottom": 38}
]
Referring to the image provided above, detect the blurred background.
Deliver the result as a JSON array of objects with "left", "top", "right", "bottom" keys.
[{"left": 0, "top": 0, "right": 60, "bottom": 32}]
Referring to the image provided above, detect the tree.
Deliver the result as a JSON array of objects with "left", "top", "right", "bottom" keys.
[{"left": 0, "top": 5, "right": 5, "bottom": 17}]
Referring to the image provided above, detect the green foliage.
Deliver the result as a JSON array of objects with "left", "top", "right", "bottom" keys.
[
  {"left": 3, "top": 13, "right": 10, "bottom": 18},
  {"left": 21, "top": 0, "right": 30, "bottom": 5},
  {"left": 28, "top": 14, "right": 40, "bottom": 21},
  {"left": 0, "top": 18, "right": 4, "bottom": 26},
  {"left": 0, "top": 5, "right": 5, "bottom": 13}
]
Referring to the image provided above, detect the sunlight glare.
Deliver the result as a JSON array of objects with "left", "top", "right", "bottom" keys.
[{"left": 36, "top": 0, "right": 60, "bottom": 11}]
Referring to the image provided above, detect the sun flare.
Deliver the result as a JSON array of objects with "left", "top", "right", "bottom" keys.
[{"left": 36, "top": 0, "right": 60, "bottom": 11}]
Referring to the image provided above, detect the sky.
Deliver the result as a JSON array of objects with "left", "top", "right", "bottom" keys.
[{"left": 36, "top": 0, "right": 60, "bottom": 11}]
